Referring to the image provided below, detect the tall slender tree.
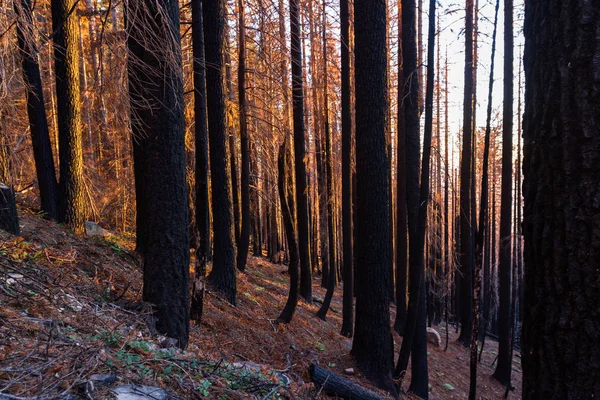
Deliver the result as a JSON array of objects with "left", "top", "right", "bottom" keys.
[
  {"left": 290, "top": 0, "right": 312, "bottom": 302},
  {"left": 127, "top": 0, "right": 190, "bottom": 347},
  {"left": 204, "top": 0, "right": 237, "bottom": 304},
  {"left": 394, "top": 0, "right": 408, "bottom": 335},
  {"left": 51, "top": 0, "right": 85, "bottom": 233},
  {"left": 470, "top": 0, "right": 499, "bottom": 395},
  {"left": 493, "top": 0, "right": 513, "bottom": 385},
  {"left": 191, "top": 0, "right": 209, "bottom": 323},
  {"left": 15, "top": 0, "right": 58, "bottom": 220},
  {"left": 394, "top": 0, "right": 420, "bottom": 379},
  {"left": 340, "top": 0, "right": 354, "bottom": 338},
  {"left": 236, "top": 0, "right": 251, "bottom": 272},
  {"left": 443, "top": 48, "right": 451, "bottom": 349},
  {"left": 276, "top": 138, "right": 300, "bottom": 323},
  {"left": 316, "top": 4, "right": 336, "bottom": 320},
  {"left": 351, "top": 0, "right": 396, "bottom": 394},
  {"left": 395, "top": 0, "right": 435, "bottom": 396},
  {"left": 225, "top": 34, "right": 240, "bottom": 246},
  {"left": 457, "top": 0, "right": 474, "bottom": 346}
]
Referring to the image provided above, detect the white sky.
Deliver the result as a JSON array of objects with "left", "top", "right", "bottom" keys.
[{"left": 437, "top": 0, "right": 525, "bottom": 159}]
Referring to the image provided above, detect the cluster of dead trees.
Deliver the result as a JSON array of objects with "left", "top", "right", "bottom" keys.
[{"left": 0, "top": 0, "right": 598, "bottom": 398}]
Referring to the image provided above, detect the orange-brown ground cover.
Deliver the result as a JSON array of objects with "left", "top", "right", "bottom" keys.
[{"left": 0, "top": 207, "right": 521, "bottom": 399}]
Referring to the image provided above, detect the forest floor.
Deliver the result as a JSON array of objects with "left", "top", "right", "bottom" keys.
[{"left": 0, "top": 207, "right": 522, "bottom": 399}]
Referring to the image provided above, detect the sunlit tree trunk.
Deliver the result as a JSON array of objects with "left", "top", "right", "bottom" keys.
[{"left": 51, "top": 0, "right": 85, "bottom": 233}]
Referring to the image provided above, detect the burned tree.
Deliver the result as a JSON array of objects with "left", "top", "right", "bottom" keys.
[
  {"left": 522, "top": 0, "right": 600, "bottom": 398},
  {"left": 127, "top": 0, "right": 190, "bottom": 347}
]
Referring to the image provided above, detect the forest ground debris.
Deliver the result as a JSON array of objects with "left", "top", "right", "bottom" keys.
[{"left": 0, "top": 206, "right": 521, "bottom": 399}]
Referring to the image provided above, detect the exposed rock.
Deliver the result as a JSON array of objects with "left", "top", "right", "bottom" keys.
[
  {"left": 89, "top": 373, "right": 117, "bottom": 386},
  {"left": 113, "top": 384, "right": 168, "bottom": 400},
  {"left": 344, "top": 368, "right": 355, "bottom": 375},
  {"left": 84, "top": 221, "right": 111, "bottom": 237},
  {"left": 427, "top": 327, "right": 442, "bottom": 348},
  {"left": 159, "top": 337, "right": 179, "bottom": 348}
]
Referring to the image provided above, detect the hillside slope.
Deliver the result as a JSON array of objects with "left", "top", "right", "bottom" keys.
[{"left": 0, "top": 208, "right": 521, "bottom": 399}]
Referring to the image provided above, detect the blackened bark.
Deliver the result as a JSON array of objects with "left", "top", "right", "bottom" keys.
[
  {"left": 204, "top": 0, "right": 237, "bottom": 304},
  {"left": 394, "top": 0, "right": 408, "bottom": 335},
  {"left": 0, "top": 184, "right": 19, "bottom": 235},
  {"left": 470, "top": 0, "right": 499, "bottom": 394},
  {"left": 51, "top": 0, "right": 85, "bottom": 234},
  {"left": 457, "top": 0, "right": 474, "bottom": 346},
  {"left": 493, "top": 0, "right": 513, "bottom": 385},
  {"left": 351, "top": 0, "right": 396, "bottom": 395},
  {"left": 290, "top": 0, "right": 312, "bottom": 302},
  {"left": 444, "top": 50, "right": 450, "bottom": 351},
  {"left": 15, "top": 0, "right": 58, "bottom": 220},
  {"left": 340, "top": 0, "right": 354, "bottom": 338},
  {"left": 191, "top": 0, "right": 209, "bottom": 323},
  {"left": 316, "top": 123, "right": 329, "bottom": 287},
  {"left": 316, "top": 8, "right": 336, "bottom": 320},
  {"left": 277, "top": 140, "right": 299, "bottom": 323},
  {"left": 236, "top": 0, "right": 251, "bottom": 272},
  {"left": 126, "top": 0, "right": 190, "bottom": 347},
  {"left": 402, "top": 0, "right": 435, "bottom": 396},
  {"left": 309, "top": 364, "right": 386, "bottom": 400},
  {"left": 394, "top": 0, "right": 421, "bottom": 380},
  {"left": 522, "top": 0, "right": 600, "bottom": 398}
]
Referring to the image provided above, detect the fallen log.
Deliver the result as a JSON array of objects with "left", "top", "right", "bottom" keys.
[{"left": 308, "top": 364, "right": 385, "bottom": 400}]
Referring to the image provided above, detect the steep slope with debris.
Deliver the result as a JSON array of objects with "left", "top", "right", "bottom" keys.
[{"left": 0, "top": 207, "right": 521, "bottom": 399}]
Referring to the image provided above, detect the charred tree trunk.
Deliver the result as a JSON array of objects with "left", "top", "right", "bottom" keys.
[
  {"left": 0, "top": 184, "right": 19, "bottom": 235},
  {"left": 290, "top": 0, "right": 312, "bottom": 302},
  {"left": 15, "top": 0, "right": 58, "bottom": 220},
  {"left": 351, "top": 0, "right": 396, "bottom": 394},
  {"left": 204, "top": 0, "right": 237, "bottom": 304},
  {"left": 444, "top": 49, "right": 450, "bottom": 350},
  {"left": 0, "top": 143, "right": 19, "bottom": 235},
  {"left": 340, "top": 0, "right": 354, "bottom": 338},
  {"left": 394, "top": 0, "right": 408, "bottom": 335},
  {"left": 493, "top": 0, "right": 513, "bottom": 385},
  {"left": 317, "top": 7, "right": 336, "bottom": 319},
  {"left": 191, "top": 0, "right": 209, "bottom": 324},
  {"left": 457, "top": 0, "right": 474, "bottom": 346},
  {"left": 126, "top": 0, "right": 190, "bottom": 347},
  {"left": 394, "top": 0, "right": 421, "bottom": 382},
  {"left": 402, "top": 0, "right": 435, "bottom": 396},
  {"left": 236, "top": 0, "right": 251, "bottom": 272},
  {"left": 522, "top": 0, "right": 600, "bottom": 397},
  {"left": 277, "top": 139, "right": 300, "bottom": 323},
  {"left": 470, "top": 0, "right": 499, "bottom": 394}
]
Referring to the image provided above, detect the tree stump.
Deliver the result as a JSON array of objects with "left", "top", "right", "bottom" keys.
[{"left": 0, "top": 183, "right": 19, "bottom": 235}]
